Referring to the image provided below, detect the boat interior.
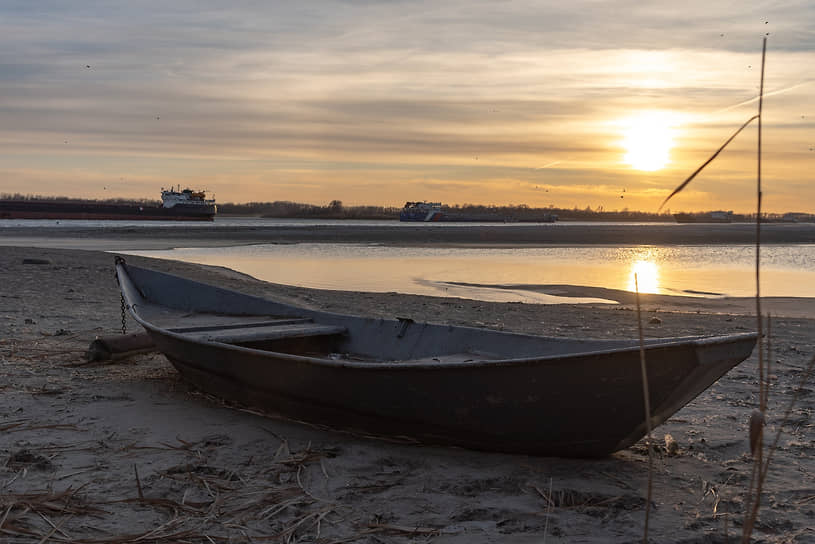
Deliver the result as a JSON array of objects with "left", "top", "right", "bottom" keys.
[
  {"left": 132, "top": 295, "right": 672, "bottom": 367},
  {"left": 120, "top": 262, "right": 690, "bottom": 365}
]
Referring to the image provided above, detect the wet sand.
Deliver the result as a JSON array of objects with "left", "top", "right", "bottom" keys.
[{"left": 1, "top": 239, "right": 814, "bottom": 542}]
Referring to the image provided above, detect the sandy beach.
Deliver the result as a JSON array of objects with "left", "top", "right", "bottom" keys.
[{"left": 2, "top": 233, "right": 814, "bottom": 542}]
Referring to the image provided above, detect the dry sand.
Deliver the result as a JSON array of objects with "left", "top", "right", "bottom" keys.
[{"left": 1, "top": 243, "right": 814, "bottom": 543}]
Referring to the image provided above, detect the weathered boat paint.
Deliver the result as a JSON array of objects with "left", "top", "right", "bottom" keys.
[{"left": 115, "top": 258, "right": 756, "bottom": 457}]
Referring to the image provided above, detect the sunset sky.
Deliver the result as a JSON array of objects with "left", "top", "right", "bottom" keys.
[{"left": 2, "top": 1, "right": 813, "bottom": 212}]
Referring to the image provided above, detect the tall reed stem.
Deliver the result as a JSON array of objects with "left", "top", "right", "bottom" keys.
[
  {"left": 756, "top": 37, "right": 766, "bottom": 414},
  {"left": 742, "top": 35, "right": 767, "bottom": 544},
  {"left": 635, "top": 273, "right": 653, "bottom": 543}
]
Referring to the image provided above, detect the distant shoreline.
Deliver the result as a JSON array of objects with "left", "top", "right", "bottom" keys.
[
  {"left": 2, "top": 221, "right": 815, "bottom": 250},
  {"left": 5, "top": 195, "right": 813, "bottom": 223}
]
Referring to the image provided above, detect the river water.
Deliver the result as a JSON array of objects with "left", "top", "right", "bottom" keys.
[
  {"left": 123, "top": 242, "right": 815, "bottom": 304},
  {"left": 4, "top": 218, "right": 813, "bottom": 304}
]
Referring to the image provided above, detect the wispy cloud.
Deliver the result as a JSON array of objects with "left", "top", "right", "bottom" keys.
[{"left": 1, "top": 1, "right": 813, "bottom": 210}]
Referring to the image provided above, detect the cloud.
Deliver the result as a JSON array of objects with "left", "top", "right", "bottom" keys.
[{"left": 0, "top": 1, "right": 813, "bottom": 210}]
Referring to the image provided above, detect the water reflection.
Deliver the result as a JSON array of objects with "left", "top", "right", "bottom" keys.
[
  {"left": 621, "top": 247, "right": 661, "bottom": 294},
  {"left": 121, "top": 243, "right": 815, "bottom": 301},
  {"left": 629, "top": 259, "right": 659, "bottom": 294}
]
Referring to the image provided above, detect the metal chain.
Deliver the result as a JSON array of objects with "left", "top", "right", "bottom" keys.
[{"left": 120, "top": 293, "right": 127, "bottom": 335}]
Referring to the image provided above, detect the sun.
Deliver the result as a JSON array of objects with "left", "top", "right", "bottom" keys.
[{"left": 621, "top": 112, "right": 676, "bottom": 171}]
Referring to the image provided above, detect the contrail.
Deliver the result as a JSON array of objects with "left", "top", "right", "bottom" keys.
[
  {"left": 535, "top": 157, "right": 575, "bottom": 170},
  {"left": 713, "top": 80, "right": 813, "bottom": 114}
]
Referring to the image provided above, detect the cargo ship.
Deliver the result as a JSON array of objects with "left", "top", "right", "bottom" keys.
[
  {"left": 399, "top": 201, "right": 557, "bottom": 223},
  {"left": 0, "top": 187, "right": 217, "bottom": 221},
  {"left": 399, "top": 201, "right": 445, "bottom": 221},
  {"left": 673, "top": 210, "right": 733, "bottom": 224}
]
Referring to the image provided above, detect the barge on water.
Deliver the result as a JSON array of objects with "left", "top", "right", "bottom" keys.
[
  {"left": 399, "top": 201, "right": 557, "bottom": 223},
  {"left": 0, "top": 187, "right": 217, "bottom": 221},
  {"left": 673, "top": 211, "right": 733, "bottom": 224}
]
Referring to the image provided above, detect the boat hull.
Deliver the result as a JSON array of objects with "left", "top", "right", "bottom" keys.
[
  {"left": 399, "top": 210, "right": 445, "bottom": 221},
  {"left": 0, "top": 200, "right": 216, "bottom": 221},
  {"left": 116, "top": 260, "right": 757, "bottom": 457},
  {"left": 144, "top": 329, "right": 750, "bottom": 456},
  {"left": 673, "top": 213, "right": 733, "bottom": 224},
  {"left": 399, "top": 210, "right": 557, "bottom": 223}
]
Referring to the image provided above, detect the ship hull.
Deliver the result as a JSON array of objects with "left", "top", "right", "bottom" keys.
[
  {"left": 0, "top": 201, "right": 216, "bottom": 221},
  {"left": 399, "top": 210, "right": 444, "bottom": 221},
  {"left": 399, "top": 212, "right": 556, "bottom": 223},
  {"left": 673, "top": 212, "right": 733, "bottom": 224}
]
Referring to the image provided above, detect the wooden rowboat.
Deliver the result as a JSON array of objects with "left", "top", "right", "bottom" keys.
[{"left": 115, "top": 257, "right": 756, "bottom": 457}]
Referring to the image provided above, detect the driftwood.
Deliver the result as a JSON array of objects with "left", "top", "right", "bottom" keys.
[{"left": 85, "top": 332, "right": 154, "bottom": 362}]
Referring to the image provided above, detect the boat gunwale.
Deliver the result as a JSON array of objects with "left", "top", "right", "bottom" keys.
[
  {"left": 128, "top": 307, "right": 757, "bottom": 370},
  {"left": 116, "top": 260, "right": 757, "bottom": 370}
]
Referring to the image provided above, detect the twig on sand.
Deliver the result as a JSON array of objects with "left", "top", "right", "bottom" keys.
[
  {"left": 600, "top": 471, "right": 635, "bottom": 491},
  {"left": 256, "top": 493, "right": 308, "bottom": 521},
  {"left": 0, "top": 488, "right": 96, "bottom": 541},
  {"left": 2, "top": 423, "right": 80, "bottom": 434},
  {"left": 132, "top": 465, "right": 143, "bottom": 500},
  {"left": 365, "top": 522, "right": 446, "bottom": 536},
  {"left": 277, "top": 506, "right": 335, "bottom": 542},
  {"left": 533, "top": 484, "right": 555, "bottom": 508},
  {"left": 36, "top": 511, "right": 72, "bottom": 543},
  {"left": 102, "top": 496, "right": 208, "bottom": 516},
  {"left": 0, "top": 421, "right": 28, "bottom": 432}
]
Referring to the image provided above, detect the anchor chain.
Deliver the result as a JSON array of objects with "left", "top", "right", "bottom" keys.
[{"left": 120, "top": 293, "right": 127, "bottom": 335}]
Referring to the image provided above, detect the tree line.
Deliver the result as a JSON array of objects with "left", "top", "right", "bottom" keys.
[{"left": 3, "top": 193, "right": 811, "bottom": 222}]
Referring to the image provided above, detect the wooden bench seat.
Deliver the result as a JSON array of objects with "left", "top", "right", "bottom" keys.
[
  {"left": 167, "top": 318, "right": 312, "bottom": 334},
  {"left": 172, "top": 321, "right": 347, "bottom": 345}
]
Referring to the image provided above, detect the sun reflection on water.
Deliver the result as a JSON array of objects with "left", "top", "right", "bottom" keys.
[
  {"left": 123, "top": 242, "right": 815, "bottom": 302},
  {"left": 629, "top": 259, "right": 659, "bottom": 294}
]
